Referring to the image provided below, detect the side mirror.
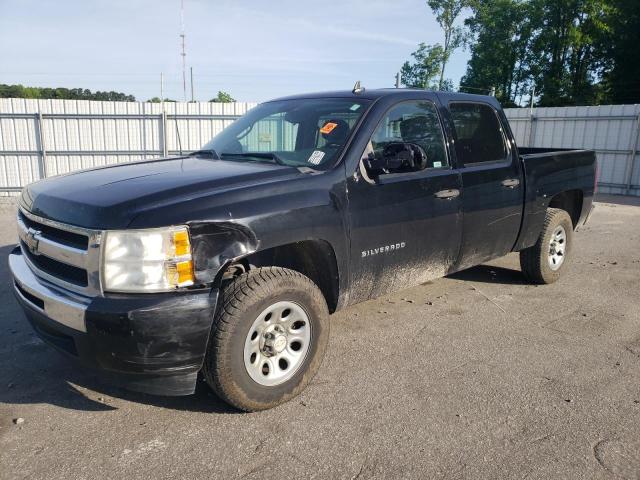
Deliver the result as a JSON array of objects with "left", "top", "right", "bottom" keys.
[{"left": 364, "top": 142, "right": 428, "bottom": 176}]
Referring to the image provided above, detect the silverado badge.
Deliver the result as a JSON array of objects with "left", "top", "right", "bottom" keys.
[{"left": 361, "top": 242, "right": 406, "bottom": 258}]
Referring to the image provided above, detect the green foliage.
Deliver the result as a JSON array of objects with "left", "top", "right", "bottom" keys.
[
  {"left": 460, "top": 0, "right": 639, "bottom": 106},
  {"left": 529, "top": 0, "right": 610, "bottom": 106},
  {"left": 209, "top": 91, "right": 235, "bottom": 103},
  {"left": 400, "top": 43, "right": 445, "bottom": 89},
  {"left": 440, "top": 79, "right": 455, "bottom": 92},
  {"left": 599, "top": 0, "right": 640, "bottom": 104},
  {"left": 427, "top": 0, "right": 470, "bottom": 89},
  {"left": 0, "top": 84, "right": 136, "bottom": 101},
  {"left": 400, "top": 0, "right": 469, "bottom": 91},
  {"left": 147, "top": 97, "right": 176, "bottom": 103},
  {"left": 461, "top": 0, "right": 535, "bottom": 105}
]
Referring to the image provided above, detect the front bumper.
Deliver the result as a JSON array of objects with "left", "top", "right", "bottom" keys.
[{"left": 9, "top": 246, "right": 218, "bottom": 396}]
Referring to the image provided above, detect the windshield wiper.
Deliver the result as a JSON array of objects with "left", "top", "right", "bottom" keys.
[
  {"left": 220, "top": 152, "right": 288, "bottom": 166},
  {"left": 188, "top": 149, "right": 220, "bottom": 159}
]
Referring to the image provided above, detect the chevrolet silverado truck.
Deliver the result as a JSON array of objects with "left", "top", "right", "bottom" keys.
[{"left": 9, "top": 89, "right": 596, "bottom": 411}]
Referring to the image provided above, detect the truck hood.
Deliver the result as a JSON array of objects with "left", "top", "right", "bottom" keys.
[{"left": 20, "top": 156, "right": 300, "bottom": 229}]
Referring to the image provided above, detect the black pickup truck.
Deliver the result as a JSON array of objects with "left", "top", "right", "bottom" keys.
[{"left": 9, "top": 89, "right": 596, "bottom": 411}]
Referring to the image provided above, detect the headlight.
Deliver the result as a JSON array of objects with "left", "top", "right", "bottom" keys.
[{"left": 102, "top": 226, "right": 194, "bottom": 292}]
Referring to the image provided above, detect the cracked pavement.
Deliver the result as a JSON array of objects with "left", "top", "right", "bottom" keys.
[{"left": 1, "top": 195, "right": 639, "bottom": 479}]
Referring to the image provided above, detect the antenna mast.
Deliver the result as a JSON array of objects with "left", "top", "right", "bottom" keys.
[{"left": 180, "top": 0, "right": 187, "bottom": 101}]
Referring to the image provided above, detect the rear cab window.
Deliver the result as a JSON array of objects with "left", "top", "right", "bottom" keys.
[{"left": 449, "top": 103, "right": 509, "bottom": 166}]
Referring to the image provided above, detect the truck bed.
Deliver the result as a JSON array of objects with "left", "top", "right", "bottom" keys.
[{"left": 514, "top": 147, "right": 597, "bottom": 251}]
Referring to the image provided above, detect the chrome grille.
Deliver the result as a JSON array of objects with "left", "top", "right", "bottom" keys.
[{"left": 17, "top": 209, "right": 102, "bottom": 296}]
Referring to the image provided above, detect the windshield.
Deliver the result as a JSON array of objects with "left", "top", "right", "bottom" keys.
[{"left": 200, "top": 98, "right": 371, "bottom": 170}]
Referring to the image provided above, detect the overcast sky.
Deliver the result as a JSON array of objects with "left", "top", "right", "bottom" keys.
[{"left": 0, "top": 0, "right": 471, "bottom": 102}]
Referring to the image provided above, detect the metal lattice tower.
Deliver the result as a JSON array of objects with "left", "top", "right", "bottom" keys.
[{"left": 180, "top": 0, "right": 187, "bottom": 101}]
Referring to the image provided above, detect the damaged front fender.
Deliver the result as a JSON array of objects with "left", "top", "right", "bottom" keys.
[{"left": 189, "top": 221, "right": 259, "bottom": 285}]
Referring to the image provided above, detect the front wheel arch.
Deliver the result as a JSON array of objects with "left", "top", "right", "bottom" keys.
[{"left": 217, "top": 239, "right": 341, "bottom": 314}]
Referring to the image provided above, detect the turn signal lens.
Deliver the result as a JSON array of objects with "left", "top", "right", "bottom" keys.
[
  {"left": 175, "top": 260, "right": 194, "bottom": 286},
  {"left": 166, "top": 260, "right": 194, "bottom": 287},
  {"left": 172, "top": 230, "right": 191, "bottom": 257}
]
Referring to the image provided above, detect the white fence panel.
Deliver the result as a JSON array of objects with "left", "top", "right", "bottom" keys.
[
  {"left": 504, "top": 104, "right": 640, "bottom": 196},
  {"left": 1, "top": 99, "right": 638, "bottom": 196},
  {"left": 0, "top": 98, "right": 257, "bottom": 195}
]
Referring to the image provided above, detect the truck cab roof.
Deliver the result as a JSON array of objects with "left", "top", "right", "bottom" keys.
[{"left": 267, "top": 88, "right": 499, "bottom": 105}]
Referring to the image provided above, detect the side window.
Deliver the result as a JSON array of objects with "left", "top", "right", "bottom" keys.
[
  {"left": 370, "top": 101, "right": 448, "bottom": 169},
  {"left": 237, "top": 112, "right": 299, "bottom": 153},
  {"left": 449, "top": 103, "right": 508, "bottom": 165}
]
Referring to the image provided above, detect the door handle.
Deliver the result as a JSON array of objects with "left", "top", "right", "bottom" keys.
[
  {"left": 501, "top": 178, "right": 520, "bottom": 188},
  {"left": 434, "top": 189, "right": 460, "bottom": 200}
]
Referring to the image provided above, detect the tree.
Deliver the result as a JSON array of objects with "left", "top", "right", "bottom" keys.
[
  {"left": 427, "top": 0, "right": 470, "bottom": 89},
  {"left": 209, "top": 91, "right": 235, "bottom": 103},
  {"left": 461, "top": 0, "right": 619, "bottom": 106},
  {"left": 599, "top": 0, "right": 640, "bottom": 104},
  {"left": 147, "top": 97, "right": 176, "bottom": 103},
  {"left": 400, "top": 43, "right": 445, "bottom": 89},
  {"left": 0, "top": 84, "right": 136, "bottom": 101},
  {"left": 461, "top": 0, "right": 536, "bottom": 105},
  {"left": 440, "top": 79, "right": 455, "bottom": 91},
  {"left": 566, "top": 0, "right": 611, "bottom": 104},
  {"left": 528, "top": 0, "right": 610, "bottom": 106}
]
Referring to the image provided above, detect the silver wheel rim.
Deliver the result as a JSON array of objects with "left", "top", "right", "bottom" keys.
[
  {"left": 243, "top": 301, "right": 312, "bottom": 387},
  {"left": 548, "top": 225, "right": 567, "bottom": 271}
]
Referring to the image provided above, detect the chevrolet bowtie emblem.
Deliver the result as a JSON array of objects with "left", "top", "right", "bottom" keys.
[{"left": 24, "top": 227, "right": 41, "bottom": 255}]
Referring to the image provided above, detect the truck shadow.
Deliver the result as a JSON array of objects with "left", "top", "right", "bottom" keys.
[
  {"left": 0, "top": 243, "right": 240, "bottom": 415},
  {"left": 448, "top": 264, "right": 529, "bottom": 286},
  {"left": 3, "top": 359, "right": 239, "bottom": 415},
  {"left": 3, "top": 357, "right": 238, "bottom": 415}
]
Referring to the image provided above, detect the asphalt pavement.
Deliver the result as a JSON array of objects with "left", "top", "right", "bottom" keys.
[{"left": 1, "top": 195, "right": 639, "bottom": 480}]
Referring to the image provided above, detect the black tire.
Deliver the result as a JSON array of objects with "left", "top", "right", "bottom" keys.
[
  {"left": 202, "top": 267, "right": 329, "bottom": 412},
  {"left": 520, "top": 208, "right": 574, "bottom": 284}
]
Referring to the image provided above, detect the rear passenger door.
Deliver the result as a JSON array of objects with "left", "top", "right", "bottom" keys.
[{"left": 447, "top": 101, "right": 523, "bottom": 270}]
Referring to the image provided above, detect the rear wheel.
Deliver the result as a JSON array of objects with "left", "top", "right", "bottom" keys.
[
  {"left": 203, "top": 267, "right": 329, "bottom": 411},
  {"left": 520, "top": 208, "right": 574, "bottom": 284}
]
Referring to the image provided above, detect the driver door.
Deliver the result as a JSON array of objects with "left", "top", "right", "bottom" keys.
[{"left": 346, "top": 99, "right": 463, "bottom": 304}]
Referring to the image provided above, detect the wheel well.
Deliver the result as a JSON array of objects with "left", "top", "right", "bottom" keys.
[
  {"left": 223, "top": 240, "right": 340, "bottom": 313},
  {"left": 549, "top": 190, "right": 583, "bottom": 228}
]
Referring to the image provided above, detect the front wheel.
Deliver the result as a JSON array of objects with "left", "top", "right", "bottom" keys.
[
  {"left": 202, "top": 267, "right": 329, "bottom": 411},
  {"left": 520, "top": 208, "right": 574, "bottom": 284}
]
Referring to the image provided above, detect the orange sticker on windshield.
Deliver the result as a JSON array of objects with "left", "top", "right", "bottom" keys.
[{"left": 320, "top": 122, "right": 338, "bottom": 134}]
